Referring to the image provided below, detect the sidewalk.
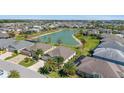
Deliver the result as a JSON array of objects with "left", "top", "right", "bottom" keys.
[
  {"left": 7, "top": 54, "right": 27, "bottom": 64},
  {"left": 28, "top": 60, "right": 45, "bottom": 72},
  {"left": 0, "top": 52, "right": 12, "bottom": 60}
]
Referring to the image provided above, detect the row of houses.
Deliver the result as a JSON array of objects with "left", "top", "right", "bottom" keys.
[
  {"left": 93, "top": 34, "right": 124, "bottom": 65},
  {"left": 0, "top": 32, "right": 9, "bottom": 39},
  {"left": 0, "top": 38, "right": 76, "bottom": 63},
  {"left": 21, "top": 43, "right": 76, "bottom": 63},
  {"left": 77, "top": 33, "right": 124, "bottom": 78}
]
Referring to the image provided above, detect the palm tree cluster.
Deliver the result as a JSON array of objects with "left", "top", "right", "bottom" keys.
[
  {"left": 59, "top": 62, "right": 77, "bottom": 77},
  {"left": 8, "top": 70, "right": 20, "bottom": 78},
  {"left": 32, "top": 49, "right": 43, "bottom": 61},
  {"left": 39, "top": 56, "right": 77, "bottom": 77},
  {"left": 39, "top": 56, "right": 64, "bottom": 74}
]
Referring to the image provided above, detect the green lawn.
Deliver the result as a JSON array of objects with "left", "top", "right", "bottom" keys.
[
  {"left": 48, "top": 71, "right": 80, "bottom": 78},
  {"left": 19, "top": 58, "right": 36, "bottom": 67},
  {"left": 82, "top": 36, "right": 100, "bottom": 56},
  {"left": 15, "top": 35, "right": 26, "bottom": 40},
  {"left": 75, "top": 34, "right": 100, "bottom": 56},
  {"left": 48, "top": 72, "right": 60, "bottom": 78},
  {"left": 5, "top": 53, "right": 19, "bottom": 60},
  {"left": 0, "top": 50, "right": 6, "bottom": 55}
]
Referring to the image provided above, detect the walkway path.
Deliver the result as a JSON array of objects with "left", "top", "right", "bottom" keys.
[
  {"left": 0, "top": 52, "right": 12, "bottom": 60},
  {"left": 28, "top": 60, "right": 45, "bottom": 72},
  {"left": 7, "top": 54, "right": 27, "bottom": 64},
  {"left": 72, "top": 35, "right": 82, "bottom": 46}
]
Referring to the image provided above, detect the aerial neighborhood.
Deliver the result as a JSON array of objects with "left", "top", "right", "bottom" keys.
[{"left": 0, "top": 20, "right": 124, "bottom": 78}]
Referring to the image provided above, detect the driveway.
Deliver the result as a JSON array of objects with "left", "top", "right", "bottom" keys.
[
  {"left": 7, "top": 54, "right": 27, "bottom": 64},
  {"left": 0, "top": 60, "right": 45, "bottom": 78},
  {"left": 28, "top": 60, "right": 45, "bottom": 72},
  {"left": 0, "top": 52, "right": 12, "bottom": 60}
]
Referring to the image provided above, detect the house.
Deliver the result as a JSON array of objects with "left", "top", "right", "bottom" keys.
[
  {"left": 0, "top": 32, "right": 9, "bottom": 39},
  {"left": 0, "top": 38, "right": 15, "bottom": 49},
  {"left": 100, "top": 34, "right": 124, "bottom": 44},
  {"left": 0, "top": 38, "right": 34, "bottom": 52},
  {"left": 99, "top": 29, "right": 112, "bottom": 34},
  {"left": 8, "top": 40, "right": 34, "bottom": 52},
  {"left": 77, "top": 57, "right": 124, "bottom": 78},
  {"left": 21, "top": 43, "right": 54, "bottom": 56},
  {"left": 93, "top": 48, "right": 124, "bottom": 65},
  {"left": 47, "top": 46, "right": 76, "bottom": 63},
  {"left": 98, "top": 41, "right": 124, "bottom": 52}
]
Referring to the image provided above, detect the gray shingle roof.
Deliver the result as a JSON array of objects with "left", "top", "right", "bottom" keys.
[
  {"left": 47, "top": 46, "right": 75, "bottom": 60},
  {"left": 0, "top": 38, "right": 15, "bottom": 49},
  {"left": 93, "top": 48, "right": 124, "bottom": 64},
  {"left": 0, "top": 32, "right": 9, "bottom": 38},
  {"left": 101, "top": 34, "right": 124, "bottom": 44},
  {"left": 0, "top": 38, "right": 34, "bottom": 50},
  {"left": 98, "top": 41, "right": 124, "bottom": 52},
  {"left": 78, "top": 57, "right": 124, "bottom": 78},
  {"left": 27, "top": 43, "right": 52, "bottom": 52},
  {"left": 8, "top": 40, "right": 34, "bottom": 50}
]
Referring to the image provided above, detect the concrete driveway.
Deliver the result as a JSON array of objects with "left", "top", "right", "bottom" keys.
[
  {"left": 0, "top": 52, "right": 12, "bottom": 60},
  {"left": 28, "top": 60, "right": 45, "bottom": 72},
  {"left": 7, "top": 54, "right": 27, "bottom": 64}
]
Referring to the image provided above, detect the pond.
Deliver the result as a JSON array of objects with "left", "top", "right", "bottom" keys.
[{"left": 37, "top": 29, "right": 80, "bottom": 46}]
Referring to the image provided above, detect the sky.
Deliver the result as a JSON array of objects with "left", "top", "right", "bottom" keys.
[{"left": 0, "top": 15, "right": 124, "bottom": 20}]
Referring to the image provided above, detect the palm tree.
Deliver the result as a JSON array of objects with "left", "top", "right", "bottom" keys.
[
  {"left": 46, "top": 59, "right": 57, "bottom": 72},
  {"left": 53, "top": 56, "right": 64, "bottom": 69},
  {"left": 13, "top": 50, "right": 18, "bottom": 55},
  {"left": 59, "top": 62, "right": 76, "bottom": 77},
  {"left": 35, "top": 49, "right": 43, "bottom": 58},
  {"left": 32, "top": 49, "right": 43, "bottom": 61},
  {"left": 38, "top": 66, "right": 49, "bottom": 74},
  {"left": 8, "top": 32, "right": 15, "bottom": 38},
  {"left": 8, "top": 70, "right": 20, "bottom": 78}
]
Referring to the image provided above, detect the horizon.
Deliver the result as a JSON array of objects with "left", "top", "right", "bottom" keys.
[{"left": 0, "top": 15, "right": 124, "bottom": 20}]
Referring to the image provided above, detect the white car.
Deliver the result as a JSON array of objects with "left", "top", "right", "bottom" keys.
[{"left": 0, "top": 69, "right": 9, "bottom": 78}]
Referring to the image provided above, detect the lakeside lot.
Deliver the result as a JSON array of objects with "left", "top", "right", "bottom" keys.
[
  {"left": 74, "top": 32, "right": 100, "bottom": 56},
  {"left": 0, "top": 28, "right": 100, "bottom": 78},
  {"left": 81, "top": 36, "right": 100, "bottom": 56}
]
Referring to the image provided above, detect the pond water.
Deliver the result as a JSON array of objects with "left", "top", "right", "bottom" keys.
[{"left": 37, "top": 29, "right": 79, "bottom": 46}]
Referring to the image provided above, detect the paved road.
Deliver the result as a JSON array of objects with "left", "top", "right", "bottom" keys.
[
  {"left": 7, "top": 54, "right": 27, "bottom": 64},
  {"left": 0, "top": 52, "right": 12, "bottom": 60},
  {"left": 0, "top": 60, "right": 46, "bottom": 78},
  {"left": 28, "top": 60, "right": 45, "bottom": 72}
]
